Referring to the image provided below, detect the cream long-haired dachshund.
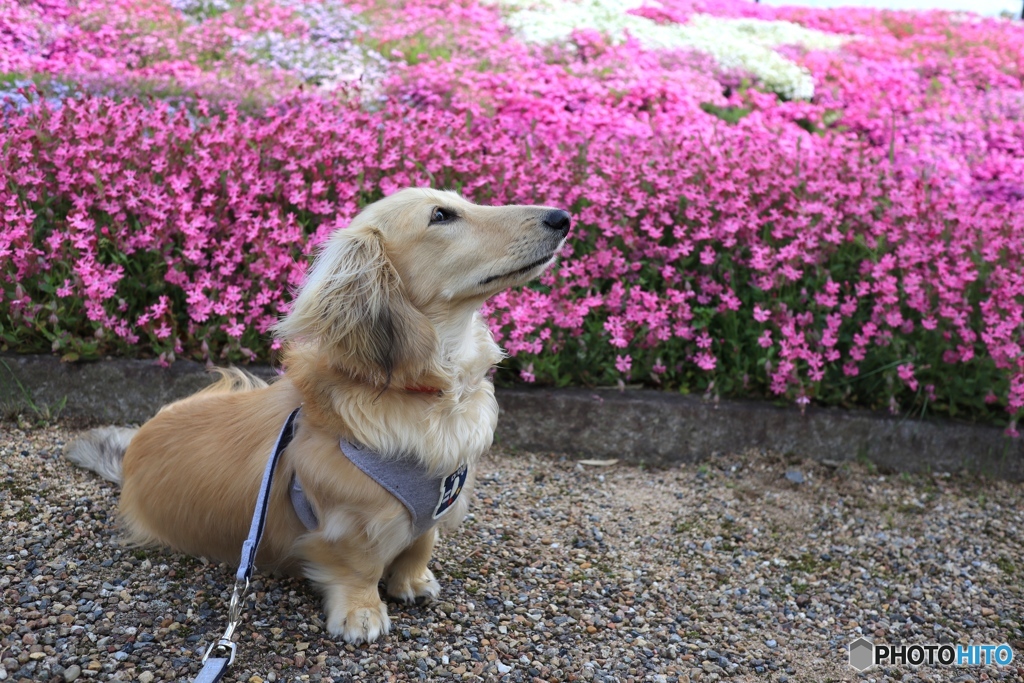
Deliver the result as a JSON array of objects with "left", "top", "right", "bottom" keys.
[{"left": 66, "top": 188, "right": 570, "bottom": 644}]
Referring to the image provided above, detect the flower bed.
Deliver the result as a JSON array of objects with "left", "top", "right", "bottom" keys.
[{"left": 3, "top": 0, "right": 1024, "bottom": 428}]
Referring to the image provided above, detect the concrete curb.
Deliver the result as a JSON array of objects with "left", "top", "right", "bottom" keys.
[{"left": 3, "top": 353, "right": 1022, "bottom": 479}]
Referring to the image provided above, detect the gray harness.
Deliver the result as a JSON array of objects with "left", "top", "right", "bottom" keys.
[{"left": 289, "top": 435, "right": 469, "bottom": 538}]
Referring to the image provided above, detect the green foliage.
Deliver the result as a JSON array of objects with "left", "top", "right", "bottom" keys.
[{"left": 699, "top": 101, "right": 752, "bottom": 125}]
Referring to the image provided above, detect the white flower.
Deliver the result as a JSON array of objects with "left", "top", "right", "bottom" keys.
[
  {"left": 169, "top": 0, "right": 233, "bottom": 21},
  {"left": 237, "top": 0, "right": 389, "bottom": 102},
  {"left": 494, "top": 0, "right": 850, "bottom": 99}
]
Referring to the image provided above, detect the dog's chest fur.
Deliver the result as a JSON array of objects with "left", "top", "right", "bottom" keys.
[
  {"left": 296, "top": 386, "right": 496, "bottom": 566},
  {"left": 333, "top": 381, "right": 499, "bottom": 475}
]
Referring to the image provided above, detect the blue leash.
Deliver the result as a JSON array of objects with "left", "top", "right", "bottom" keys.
[{"left": 193, "top": 407, "right": 301, "bottom": 683}]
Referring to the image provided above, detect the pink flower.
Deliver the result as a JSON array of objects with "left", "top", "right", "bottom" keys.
[
  {"left": 615, "top": 354, "right": 632, "bottom": 374},
  {"left": 897, "top": 363, "right": 918, "bottom": 392},
  {"left": 224, "top": 319, "right": 246, "bottom": 338},
  {"left": 694, "top": 352, "right": 717, "bottom": 371}
]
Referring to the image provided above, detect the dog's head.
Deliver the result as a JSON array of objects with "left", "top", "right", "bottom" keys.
[{"left": 274, "top": 188, "right": 570, "bottom": 387}]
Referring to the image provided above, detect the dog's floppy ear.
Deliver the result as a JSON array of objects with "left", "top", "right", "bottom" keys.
[{"left": 274, "top": 228, "right": 436, "bottom": 386}]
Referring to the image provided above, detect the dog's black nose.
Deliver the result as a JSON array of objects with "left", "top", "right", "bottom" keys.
[{"left": 542, "top": 209, "right": 571, "bottom": 236}]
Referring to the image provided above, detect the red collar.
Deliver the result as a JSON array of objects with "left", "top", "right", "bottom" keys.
[{"left": 403, "top": 384, "right": 442, "bottom": 394}]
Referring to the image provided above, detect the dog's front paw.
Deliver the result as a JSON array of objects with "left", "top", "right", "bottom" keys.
[
  {"left": 386, "top": 568, "right": 441, "bottom": 604},
  {"left": 327, "top": 600, "right": 391, "bottom": 644}
]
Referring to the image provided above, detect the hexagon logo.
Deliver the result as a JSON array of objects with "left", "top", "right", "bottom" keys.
[{"left": 849, "top": 637, "right": 875, "bottom": 671}]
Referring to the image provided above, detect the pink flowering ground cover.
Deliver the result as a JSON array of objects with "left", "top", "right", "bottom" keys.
[{"left": 3, "top": 0, "right": 1024, "bottom": 429}]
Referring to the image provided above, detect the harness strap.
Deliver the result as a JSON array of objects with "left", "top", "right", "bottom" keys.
[
  {"left": 289, "top": 472, "right": 320, "bottom": 530},
  {"left": 238, "top": 406, "right": 301, "bottom": 582},
  {"left": 193, "top": 406, "right": 301, "bottom": 683},
  {"left": 193, "top": 658, "right": 230, "bottom": 683}
]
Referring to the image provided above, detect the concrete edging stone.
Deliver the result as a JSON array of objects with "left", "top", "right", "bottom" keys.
[{"left": 3, "top": 353, "right": 1022, "bottom": 480}]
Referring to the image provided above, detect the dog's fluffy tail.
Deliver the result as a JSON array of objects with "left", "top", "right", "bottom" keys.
[
  {"left": 64, "top": 368, "right": 264, "bottom": 483},
  {"left": 64, "top": 427, "right": 138, "bottom": 485},
  {"left": 198, "top": 366, "right": 269, "bottom": 395}
]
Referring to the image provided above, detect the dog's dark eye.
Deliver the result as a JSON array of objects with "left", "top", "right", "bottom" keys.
[{"left": 430, "top": 207, "right": 457, "bottom": 224}]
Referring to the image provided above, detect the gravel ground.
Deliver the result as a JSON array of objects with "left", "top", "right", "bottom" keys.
[{"left": 3, "top": 420, "right": 1024, "bottom": 683}]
